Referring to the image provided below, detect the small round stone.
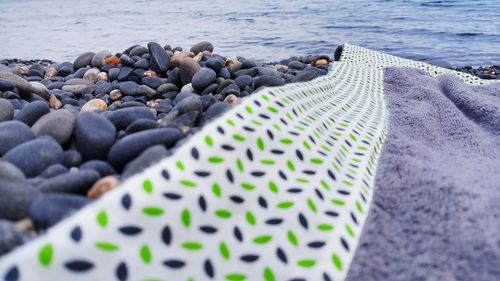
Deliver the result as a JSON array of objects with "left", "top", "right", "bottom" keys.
[
  {"left": 190, "top": 41, "right": 214, "bottom": 54},
  {"left": 73, "top": 52, "right": 96, "bottom": 70},
  {"left": 106, "top": 107, "right": 155, "bottom": 130},
  {"left": 192, "top": 68, "right": 217, "bottom": 92},
  {"left": 0, "top": 120, "right": 35, "bottom": 156}
]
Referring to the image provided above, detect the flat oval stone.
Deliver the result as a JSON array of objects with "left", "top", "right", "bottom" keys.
[
  {"left": 14, "top": 100, "right": 50, "bottom": 126},
  {"left": 29, "top": 194, "right": 90, "bottom": 230},
  {"left": 205, "top": 57, "right": 224, "bottom": 72},
  {"left": 73, "top": 52, "right": 96, "bottom": 70},
  {"left": 0, "top": 79, "right": 15, "bottom": 91},
  {"left": 129, "top": 46, "right": 149, "bottom": 57},
  {"left": 125, "top": 118, "right": 159, "bottom": 134},
  {"left": 117, "top": 66, "right": 134, "bottom": 82},
  {"left": 172, "top": 95, "right": 203, "bottom": 115},
  {"left": 81, "top": 99, "right": 107, "bottom": 112},
  {"left": 0, "top": 71, "right": 33, "bottom": 94},
  {"left": 253, "top": 75, "right": 285, "bottom": 89},
  {"left": 3, "top": 137, "right": 64, "bottom": 177},
  {"left": 106, "top": 107, "right": 155, "bottom": 130},
  {"left": 75, "top": 112, "right": 116, "bottom": 160},
  {"left": 0, "top": 120, "right": 35, "bottom": 156},
  {"left": 122, "top": 145, "right": 170, "bottom": 178},
  {"left": 200, "top": 102, "right": 231, "bottom": 125},
  {"left": 148, "top": 42, "right": 171, "bottom": 74},
  {"left": 38, "top": 169, "right": 100, "bottom": 195},
  {"left": 80, "top": 160, "right": 117, "bottom": 177},
  {"left": 0, "top": 98, "right": 14, "bottom": 122},
  {"left": 0, "top": 160, "right": 26, "bottom": 182},
  {"left": 192, "top": 68, "right": 216, "bottom": 92},
  {"left": 39, "top": 163, "right": 69, "bottom": 179},
  {"left": 31, "top": 109, "right": 75, "bottom": 145},
  {"left": 108, "top": 127, "right": 183, "bottom": 169},
  {"left": 190, "top": 41, "right": 214, "bottom": 54},
  {"left": 119, "top": 81, "right": 138, "bottom": 96},
  {"left": 234, "top": 75, "right": 253, "bottom": 90},
  {"left": 0, "top": 179, "right": 42, "bottom": 220}
]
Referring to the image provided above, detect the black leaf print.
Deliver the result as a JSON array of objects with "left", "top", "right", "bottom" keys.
[
  {"left": 199, "top": 225, "right": 218, "bottom": 234},
  {"left": 4, "top": 266, "right": 19, "bottom": 281},
  {"left": 64, "top": 260, "right": 94, "bottom": 272},
  {"left": 163, "top": 193, "right": 182, "bottom": 200},
  {"left": 118, "top": 226, "right": 143, "bottom": 236},
  {"left": 234, "top": 226, "right": 243, "bottom": 242},
  {"left": 161, "top": 169, "right": 170, "bottom": 180},
  {"left": 240, "top": 255, "right": 259, "bottom": 262},
  {"left": 298, "top": 213, "right": 308, "bottom": 229},
  {"left": 265, "top": 218, "right": 283, "bottom": 225},
  {"left": 198, "top": 195, "right": 207, "bottom": 212},
  {"left": 163, "top": 260, "right": 186, "bottom": 269},
  {"left": 191, "top": 147, "right": 199, "bottom": 159},
  {"left": 276, "top": 248, "right": 288, "bottom": 264},
  {"left": 121, "top": 194, "right": 132, "bottom": 210},
  {"left": 229, "top": 196, "right": 245, "bottom": 204},
  {"left": 161, "top": 226, "right": 172, "bottom": 245},
  {"left": 204, "top": 259, "right": 215, "bottom": 278},
  {"left": 115, "top": 262, "right": 128, "bottom": 281},
  {"left": 70, "top": 226, "right": 82, "bottom": 242},
  {"left": 307, "top": 241, "right": 326, "bottom": 248}
]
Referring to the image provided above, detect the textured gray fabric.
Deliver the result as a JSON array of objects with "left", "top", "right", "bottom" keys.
[{"left": 347, "top": 67, "right": 500, "bottom": 281}]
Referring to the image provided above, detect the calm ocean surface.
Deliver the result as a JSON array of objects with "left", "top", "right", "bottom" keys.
[{"left": 0, "top": 0, "right": 498, "bottom": 66}]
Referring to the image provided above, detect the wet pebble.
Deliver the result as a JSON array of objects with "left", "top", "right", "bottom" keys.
[
  {"left": 0, "top": 121, "right": 35, "bottom": 156},
  {"left": 74, "top": 112, "right": 116, "bottom": 160},
  {"left": 3, "top": 137, "right": 64, "bottom": 177},
  {"left": 29, "top": 194, "right": 90, "bottom": 230},
  {"left": 38, "top": 169, "right": 100, "bottom": 194}
]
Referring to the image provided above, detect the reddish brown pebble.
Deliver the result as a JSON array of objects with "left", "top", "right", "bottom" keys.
[
  {"left": 87, "top": 176, "right": 120, "bottom": 199},
  {"left": 105, "top": 55, "right": 120, "bottom": 66}
]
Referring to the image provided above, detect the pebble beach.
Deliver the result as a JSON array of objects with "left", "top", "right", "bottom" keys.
[{"left": 0, "top": 41, "right": 334, "bottom": 255}]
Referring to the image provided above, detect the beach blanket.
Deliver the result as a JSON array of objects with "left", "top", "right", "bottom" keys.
[{"left": 1, "top": 44, "right": 498, "bottom": 281}]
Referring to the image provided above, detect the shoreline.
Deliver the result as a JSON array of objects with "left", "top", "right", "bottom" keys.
[{"left": 2, "top": 57, "right": 499, "bottom": 80}]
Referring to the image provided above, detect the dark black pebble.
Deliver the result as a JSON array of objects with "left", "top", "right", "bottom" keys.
[
  {"left": 107, "top": 128, "right": 183, "bottom": 169},
  {"left": 80, "top": 160, "right": 117, "bottom": 177},
  {"left": 3, "top": 137, "right": 64, "bottom": 177},
  {"left": 106, "top": 107, "right": 155, "bottom": 130},
  {"left": 192, "top": 68, "right": 217, "bottom": 92},
  {"left": 122, "top": 145, "right": 170, "bottom": 178},
  {"left": 148, "top": 42, "right": 170, "bottom": 74},
  {"left": 39, "top": 163, "right": 69, "bottom": 179},
  {"left": 125, "top": 118, "right": 159, "bottom": 134},
  {"left": 0, "top": 179, "right": 42, "bottom": 220},
  {"left": 74, "top": 112, "right": 116, "bottom": 160},
  {"left": 14, "top": 100, "right": 50, "bottom": 126},
  {"left": 38, "top": 170, "right": 100, "bottom": 195},
  {"left": 63, "top": 150, "right": 83, "bottom": 168},
  {"left": 29, "top": 194, "right": 90, "bottom": 230},
  {"left": 0, "top": 121, "right": 35, "bottom": 156}
]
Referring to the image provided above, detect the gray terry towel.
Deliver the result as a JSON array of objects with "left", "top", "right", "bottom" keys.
[{"left": 346, "top": 67, "right": 500, "bottom": 281}]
